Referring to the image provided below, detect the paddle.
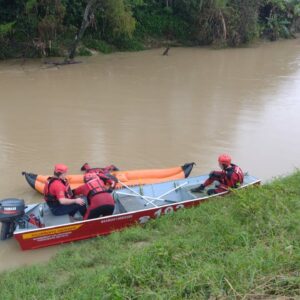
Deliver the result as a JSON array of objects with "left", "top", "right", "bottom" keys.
[
  {"left": 117, "top": 181, "right": 188, "bottom": 207},
  {"left": 156, "top": 182, "right": 188, "bottom": 199},
  {"left": 117, "top": 180, "right": 159, "bottom": 207}
]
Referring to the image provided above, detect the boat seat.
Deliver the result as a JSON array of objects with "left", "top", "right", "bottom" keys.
[
  {"left": 182, "top": 187, "right": 204, "bottom": 198},
  {"left": 113, "top": 200, "right": 126, "bottom": 214},
  {"left": 156, "top": 188, "right": 197, "bottom": 202},
  {"left": 117, "top": 195, "right": 156, "bottom": 213},
  {"left": 42, "top": 204, "right": 71, "bottom": 227},
  {"left": 176, "top": 188, "right": 197, "bottom": 200}
]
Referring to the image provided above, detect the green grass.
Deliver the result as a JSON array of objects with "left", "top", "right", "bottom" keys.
[{"left": 0, "top": 172, "right": 299, "bottom": 299}]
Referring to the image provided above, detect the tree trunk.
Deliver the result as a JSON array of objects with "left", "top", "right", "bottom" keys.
[
  {"left": 219, "top": 10, "right": 227, "bottom": 41},
  {"left": 67, "top": 0, "right": 97, "bottom": 61}
]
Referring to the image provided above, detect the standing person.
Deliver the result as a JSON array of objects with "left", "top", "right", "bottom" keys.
[
  {"left": 73, "top": 173, "right": 117, "bottom": 220},
  {"left": 191, "top": 154, "right": 244, "bottom": 195},
  {"left": 44, "top": 164, "right": 86, "bottom": 219}
]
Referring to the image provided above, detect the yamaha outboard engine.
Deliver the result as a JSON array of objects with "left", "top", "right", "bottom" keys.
[{"left": 0, "top": 198, "right": 25, "bottom": 240}]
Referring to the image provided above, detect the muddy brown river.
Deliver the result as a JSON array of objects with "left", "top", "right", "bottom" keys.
[{"left": 0, "top": 39, "right": 299, "bottom": 271}]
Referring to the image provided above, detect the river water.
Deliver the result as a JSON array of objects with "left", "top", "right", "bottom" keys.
[{"left": 0, "top": 39, "right": 299, "bottom": 271}]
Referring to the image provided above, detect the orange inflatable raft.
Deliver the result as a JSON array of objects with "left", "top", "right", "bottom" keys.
[{"left": 22, "top": 163, "right": 195, "bottom": 194}]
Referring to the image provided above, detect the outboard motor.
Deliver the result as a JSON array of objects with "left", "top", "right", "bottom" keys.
[{"left": 0, "top": 198, "right": 25, "bottom": 240}]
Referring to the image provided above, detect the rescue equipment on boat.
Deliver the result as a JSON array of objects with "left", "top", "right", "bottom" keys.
[{"left": 22, "top": 163, "right": 195, "bottom": 194}]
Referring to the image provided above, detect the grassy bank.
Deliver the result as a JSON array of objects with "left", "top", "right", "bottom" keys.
[{"left": 0, "top": 172, "right": 299, "bottom": 299}]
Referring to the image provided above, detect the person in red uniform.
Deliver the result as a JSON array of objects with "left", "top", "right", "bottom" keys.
[
  {"left": 44, "top": 164, "right": 86, "bottom": 218},
  {"left": 191, "top": 154, "right": 244, "bottom": 195},
  {"left": 73, "top": 172, "right": 117, "bottom": 220},
  {"left": 80, "top": 162, "right": 119, "bottom": 174}
]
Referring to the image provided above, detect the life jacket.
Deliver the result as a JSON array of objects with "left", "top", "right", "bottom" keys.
[
  {"left": 84, "top": 172, "right": 117, "bottom": 186},
  {"left": 44, "top": 177, "right": 73, "bottom": 207},
  {"left": 223, "top": 164, "right": 244, "bottom": 188},
  {"left": 86, "top": 176, "right": 108, "bottom": 203},
  {"left": 84, "top": 173, "right": 98, "bottom": 183}
]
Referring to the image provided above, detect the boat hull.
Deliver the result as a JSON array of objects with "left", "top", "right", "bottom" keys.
[{"left": 14, "top": 203, "right": 188, "bottom": 250}]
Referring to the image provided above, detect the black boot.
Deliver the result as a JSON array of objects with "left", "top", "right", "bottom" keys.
[
  {"left": 207, "top": 189, "right": 217, "bottom": 195},
  {"left": 191, "top": 184, "right": 205, "bottom": 193},
  {"left": 81, "top": 163, "right": 90, "bottom": 171}
]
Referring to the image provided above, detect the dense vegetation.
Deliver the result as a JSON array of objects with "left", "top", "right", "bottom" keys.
[
  {"left": 0, "top": 172, "right": 299, "bottom": 299},
  {"left": 0, "top": 0, "right": 300, "bottom": 59}
]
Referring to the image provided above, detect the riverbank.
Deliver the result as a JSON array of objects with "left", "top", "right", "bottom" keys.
[
  {"left": 1, "top": 0, "right": 300, "bottom": 59},
  {"left": 0, "top": 172, "right": 299, "bottom": 299}
]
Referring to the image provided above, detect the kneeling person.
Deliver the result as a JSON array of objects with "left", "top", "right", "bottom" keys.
[
  {"left": 73, "top": 173, "right": 117, "bottom": 220},
  {"left": 191, "top": 154, "right": 244, "bottom": 195}
]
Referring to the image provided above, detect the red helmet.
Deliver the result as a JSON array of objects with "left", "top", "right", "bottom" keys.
[
  {"left": 218, "top": 154, "right": 231, "bottom": 166},
  {"left": 54, "top": 164, "right": 68, "bottom": 174}
]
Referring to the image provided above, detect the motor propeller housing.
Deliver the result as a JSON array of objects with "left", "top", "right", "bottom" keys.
[{"left": 0, "top": 198, "right": 25, "bottom": 221}]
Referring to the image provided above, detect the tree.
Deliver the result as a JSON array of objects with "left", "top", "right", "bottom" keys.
[
  {"left": 67, "top": 0, "right": 98, "bottom": 61},
  {"left": 67, "top": 0, "right": 136, "bottom": 61}
]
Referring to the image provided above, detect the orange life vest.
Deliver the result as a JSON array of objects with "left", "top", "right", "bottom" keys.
[{"left": 86, "top": 177, "right": 108, "bottom": 202}]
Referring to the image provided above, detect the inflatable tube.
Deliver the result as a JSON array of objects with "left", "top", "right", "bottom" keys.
[{"left": 22, "top": 163, "right": 195, "bottom": 194}]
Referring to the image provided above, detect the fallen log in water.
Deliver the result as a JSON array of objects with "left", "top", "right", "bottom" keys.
[
  {"left": 44, "top": 60, "right": 82, "bottom": 67},
  {"left": 162, "top": 47, "right": 170, "bottom": 56}
]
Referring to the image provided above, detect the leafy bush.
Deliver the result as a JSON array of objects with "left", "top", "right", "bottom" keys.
[
  {"left": 0, "top": 21, "right": 15, "bottom": 37},
  {"left": 132, "top": 2, "right": 190, "bottom": 41},
  {"left": 77, "top": 46, "right": 92, "bottom": 56},
  {"left": 113, "top": 35, "right": 144, "bottom": 51},
  {"left": 259, "top": 0, "right": 300, "bottom": 40},
  {"left": 84, "top": 38, "right": 115, "bottom": 53}
]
